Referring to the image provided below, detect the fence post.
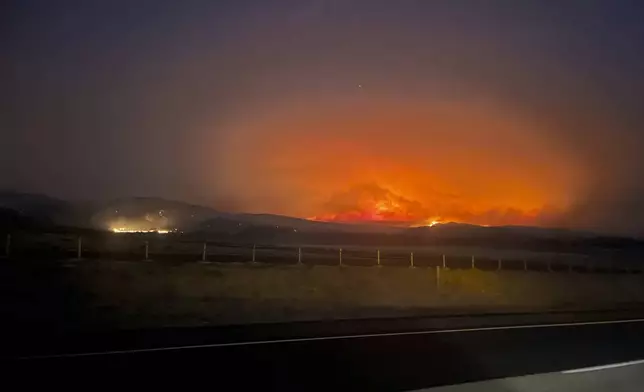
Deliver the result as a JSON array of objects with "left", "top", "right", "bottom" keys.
[
  {"left": 339, "top": 248, "right": 343, "bottom": 266},
  {"left": 298, "top": 247, "right": 302, "bottom": 265},
  {"left": 442, "top": 254, "right": 446, "bottom": 269},
  {"left": 4, "top": 234, "right": 10, "bottom": 257},
  {"left": 410, "top": 252, "right": 414, "bottom": 268},
  {"left": 202, "top": 242, "right": 207, "bottom": 262},
  {"left": 436, "top": 266, "right": 440, "bottom": 290},
  {"left": 377, "top": 249, "right": 380, "bottom": 267},
  {"left": 76, "top": 236, "right": 82, "bottom": 259},
  {"left": 252, "top": 244, "right": 256, "bottom": 263},
  {"left": 498, "top": 259, "right": 502, "bottom": 271},
  {"left": 144, "top": 240, "right": 149, "bottom": 261},
  {"left": 471, "top": 256, "right": 475, "bottom": 270},
  {"left": 523, "top": 259, "right": 527, "bottom": 271}
]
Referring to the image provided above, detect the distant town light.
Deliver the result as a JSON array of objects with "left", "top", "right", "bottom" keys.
[{"left": 111, "top": 227, "right": 174, "bottom": 234}]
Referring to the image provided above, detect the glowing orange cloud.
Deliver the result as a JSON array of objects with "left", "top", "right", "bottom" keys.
[
  {"left": 212, "top": 95, "right": 583, "bottom": 226},
  {"left": 309, "top": 183, "right": 556, "bottom": 227},
  {"left": 310, "top": 183, "right": 428, "bottom": 224}
]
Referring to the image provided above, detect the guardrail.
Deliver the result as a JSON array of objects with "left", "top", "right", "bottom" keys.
[{"left": 1, "top": 231, "right": 641, "bottom": 274}]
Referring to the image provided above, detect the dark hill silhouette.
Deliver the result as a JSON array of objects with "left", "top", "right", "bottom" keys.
[{"left": 1, "top": 191, "right": 643, "bottom": 256}]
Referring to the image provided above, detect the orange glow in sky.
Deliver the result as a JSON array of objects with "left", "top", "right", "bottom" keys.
[{"left": 215, "top": 96, "right": 582, "bottom": 227}]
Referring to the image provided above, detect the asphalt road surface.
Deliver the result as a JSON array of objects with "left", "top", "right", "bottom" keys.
[
  {"left": 8, "top": 309, "right": 644, "bottom": 391},
  {"left": 422, "top": 361, "right": 644, "bottom": 392}
]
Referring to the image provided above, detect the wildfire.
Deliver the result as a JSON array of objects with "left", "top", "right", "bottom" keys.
[
  {"left": 111, "top": 227, "right": 174, "bottom": 234},
  {"left": 408, "top": 217, "right": 447, "bottom": 228},
  {"left": 108, "top": 214, "right": 175, "bottom": 234},
  {"left": 310, "top": 184, "right": 431, "bottom": 225},
  {"left": 307, "top": 184, "right": 480, "bottom": 227}
]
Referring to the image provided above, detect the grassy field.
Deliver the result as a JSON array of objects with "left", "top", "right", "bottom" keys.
[
  {"left": 2, "top": 257, "right": 644, "bottom": 332},
  {"left": 4, "top": 230, "right": 636, "bottom": 271}
]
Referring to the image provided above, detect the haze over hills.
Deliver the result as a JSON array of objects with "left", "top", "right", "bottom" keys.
[
  {"left": 0, "top": 191, "right": 642, "bottom": 254},
  {"left": 0, "top": 191, "right": 403, "bottom": 234}
]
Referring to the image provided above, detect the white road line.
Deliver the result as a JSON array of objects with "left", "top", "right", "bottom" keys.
[
  {"left": 22, "top": 317, "right": 644, "bottom": 360},
  {"left": 563, "top": 359, "right": 644, "bottom": 374}
]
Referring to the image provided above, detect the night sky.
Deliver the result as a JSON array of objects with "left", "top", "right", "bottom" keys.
[{"left": 3, "top": 1, "right": 644, "bottom": 235}]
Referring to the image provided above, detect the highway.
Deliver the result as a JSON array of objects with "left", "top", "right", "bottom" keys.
[
  {"left": 424, "top": 361, "right": 644, "bottom": 391},
  {"left": 8, "top": 309, "right": 644, "bottom": 391}
]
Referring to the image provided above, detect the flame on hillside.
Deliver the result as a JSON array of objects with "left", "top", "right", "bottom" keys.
[
  {"left": 107, "top": 210, "right": 176, "bottom": 234},
  {"left": 111, "top": 227, "right": 174, "bottom": 234},
  {"left": 418, "top": 218, "right": 443, "bottom": 227},
  {"left": 310, "top": 184, "right": 448, "bottom": 226},
  {"left": 309, "top": 183, "right": 553, "bottom": 227}
]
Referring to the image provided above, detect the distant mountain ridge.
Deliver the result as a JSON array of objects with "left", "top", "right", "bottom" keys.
[
  {"left": 0, "top": 191, "right": 68, "bottom": 215},
  {"left": 0, "top": 192, "right": 641, "bottom": 254}
]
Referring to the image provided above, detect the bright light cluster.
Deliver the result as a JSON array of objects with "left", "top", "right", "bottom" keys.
[{"left": 111, "top": 227, "right": 173, "bottom": 234}]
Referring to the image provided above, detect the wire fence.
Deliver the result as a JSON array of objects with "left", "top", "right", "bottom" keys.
[{"left": 1, "top": 231, "right": 642, "bottom": 275}]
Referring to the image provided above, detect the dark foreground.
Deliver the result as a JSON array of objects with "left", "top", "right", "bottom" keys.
[{"left": 7, "top": 309, "right": 644, "bottom": 391}]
